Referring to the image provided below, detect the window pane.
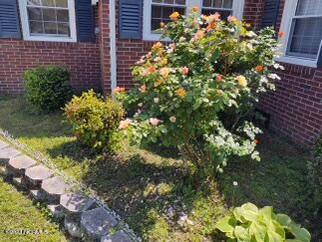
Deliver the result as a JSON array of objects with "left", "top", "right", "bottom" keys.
[
  {"left": 43, "top": 9, "right": 56, "bottom": 21},
  {"left": 27, "top": 0, "right": 41, "bottom": 6},
  {"left": 175, "top": 0, "right": 185, "bottom": 4},
  {"left": 164, "top": 0, "right": 175, "bottom": 4},
  {"left": 203, "top": 0, "right": 212, "bottom": 7},
  {"left": 28, "top": 7, "right": 42, "bottom": 21},
  {"left": 223, "top": 0, "right": 233, "bottom": 8},
  {"left": 287, "top": 17, "right": 322, "bottom": 58},
  {"left": 57, "top": 9, "right": 69, "bottom": 22},
  {"left": 44, "top": 22, "right": 58, "bottom": 34},
  {"left": 296, "top": 0, "right": 322, "bottom": 16},
  {"left": 213, "top": 0, "right": 223, "bottom": 8},
  {"left": 152, "top": 5, "right": 162, "bottom": 18},
  {"left": 30, "top": 21, "right": 44, "bottom": 34},
  {"left": 41, "top": 0, "right": 55, "bottom": 7},
  {"left": 58, "top": 22, "right": 70, "bottom": 35},
  {"left": 56, "top": 0, "right": 68, "bottom": 8}
]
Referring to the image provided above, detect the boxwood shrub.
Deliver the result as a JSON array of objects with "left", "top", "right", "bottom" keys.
[
  {"left": 24, "top": 66, "right": 73, "bottom": 112},
  {"left": 64, "top": 90, "right": 125, "bottom": 152}
]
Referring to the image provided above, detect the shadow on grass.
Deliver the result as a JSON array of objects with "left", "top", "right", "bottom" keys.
[{"left": 80, "top": 152, "right": 223, "bottom": 241}]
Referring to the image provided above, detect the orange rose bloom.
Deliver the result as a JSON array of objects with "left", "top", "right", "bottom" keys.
[
  {"left": 255, "top": 65, "right": 265, "bottom": 73},
  {"left": 152, "top": 42, "right": 163, "bottom": 51},
  {"left": 194, "top": 30, "right": 205, "bottom": 41},
  {"left": 170, "top": 12, "right": 180, "bottom": 21},
  {"left": 207, "top": 13, "right": 221, "bottom": 23},
  {"left": 278, "top": 32, "right": 285, "bottom": 38},
  {"left": 148, "top": 66, "right": 157, "bottom": 74},
  {"left": 113, "top": 87, "right": 126, "bottom": 93},
  {"left": 177, "top": 87, "right": 186, "bottom": 98},
  {"left": 207, "top": 22, "right": 217, "bottom": 32}
]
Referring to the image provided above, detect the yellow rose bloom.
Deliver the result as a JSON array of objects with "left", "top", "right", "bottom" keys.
[
  {"left": 236, "top": 75, "right": 247, "bottom": 87},
  {"left": 177, "top": 87, "right": 186, "bottom": 98},
  {"left": 160, "top": 67, "right": 170, "bottom": 78},
  {"left": 170, "top": 12, "right": 180, "bottom": 21}
]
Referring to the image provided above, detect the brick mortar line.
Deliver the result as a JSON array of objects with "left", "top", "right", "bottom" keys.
[{"left": 0, "top": 128, "right": 141, "bottom": 242}]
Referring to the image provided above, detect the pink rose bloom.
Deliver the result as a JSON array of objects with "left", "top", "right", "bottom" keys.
[
  {"left": 228, "top": 15, "right": 238, "bottom": 23},
  {"left": 182, "top": 67, "right": 189, "bottom": 76},
  {"left": 149, "top": 118, "right": 162, "bottom": 126},
  {"left": 119, "top": 119, "right": 132, "bottom": 130}
]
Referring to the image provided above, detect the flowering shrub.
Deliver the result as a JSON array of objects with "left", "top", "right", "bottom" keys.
[
  {"left": 121, "top": 10, "right": 283, "bottom": 176},
  {"left": 64, "top": 90, "right": 124, "bottom": 152},
  {"left": 216, "top": 203, "right": 311, "bottom": 241}
]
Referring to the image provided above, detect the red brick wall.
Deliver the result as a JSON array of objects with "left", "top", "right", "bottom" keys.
[
  {"left": 98, "top": 0, "right": 111, "bottom": 94},
  {"left": 0, "top": 40, "right": 101, "bottom": 94}
]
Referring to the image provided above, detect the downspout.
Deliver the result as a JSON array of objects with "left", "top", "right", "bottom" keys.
[{"left": 109, "top": 0, "right": 117, "bottom": 94}]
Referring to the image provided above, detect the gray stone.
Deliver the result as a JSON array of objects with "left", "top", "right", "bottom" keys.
[
  {"left": 81, "top": 207, "right": 118, "bottom": 240},
  {"left": 0, "top": 166, "right": 6, "bottom": 176},
  {"left": 41, "top": 176, "right": 71, "bottom": 204},
  {"left": 64, "top": 217, "right": 83, "bottom": 238},
  {"left": 47, "top": 204, "right": 65, "bottom": 219},
  {"left": 29, "top": 189, "right": 46, "bottom": 201},
  {"left": 0, "top": 146, "right": 21, "bottom": 163},
  {"left": 25, "top": 165, "right": 53, "bottom": 188},
  {"left": 6, "top": 155, "right": 37, "bottom": 176},
  {"left": 101, "top": 230, "right": 133, "bottom": 242},
  {"left": 60, "top": 193, "right": 95, "bottom": 216},
  {"left": 12, "top": 177, "right": 23, "bottom": 187}
]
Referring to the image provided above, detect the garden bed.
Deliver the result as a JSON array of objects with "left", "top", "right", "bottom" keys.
[{"left": 0, "top": 96, "right": 319, "bottom": 241}]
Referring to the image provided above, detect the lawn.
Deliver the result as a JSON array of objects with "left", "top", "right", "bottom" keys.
[
  {"left": 0, "top": 96, "right": 319, "bottom": 241},
  {"left": 0, "top": 176, "right": 66, "bottom": 242}
]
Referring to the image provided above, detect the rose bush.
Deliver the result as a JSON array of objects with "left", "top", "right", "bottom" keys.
[{"left": 119, "top": 9, "right": 283, "bottom": 177}]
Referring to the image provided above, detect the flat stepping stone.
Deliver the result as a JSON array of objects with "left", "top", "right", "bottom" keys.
[
  {"left": 60, "top": 193, "right": 95, "bottom": 216},
  {"left": 0, "top": 140, "right": 9, "bottom": 149},
  {"left": 101, "top": 230, "right": 133, "bottom": 242},
  {"left": 6, "top": 155, "right": 37, "bottom": 176},
  {"left": 0, "top": 146, "right": 21, "bottom": 163},
  {"left": 29, "top": 189, "right": 46, "bottom": 201},
  {"left": 81, "top": 207, "right": 118, "bottom": 240},
  {"left": 25, "top": 165, "right": 53, "bottom": 188},
  {"left": 41, "top": 176, "right": 71, "bottom": 204},
  {"left": 64, "top": 217, "right": 82, "bottom": 238},
  {"left": 47, "top": 204, "right": 65, "bottom": 219}
]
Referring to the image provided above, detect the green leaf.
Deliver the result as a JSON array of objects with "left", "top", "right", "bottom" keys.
[
  {"left": 275, "top": 214, "right": 292, "bottom": 227},
  {"left": 288, "top": 224, "right": 311, "bottom": 242},
  {"left": 234, "top": 226, "right": 251, "bottom": 242},
  {"left": 215, "top": 216, "right": 236, "bottom": 233}
]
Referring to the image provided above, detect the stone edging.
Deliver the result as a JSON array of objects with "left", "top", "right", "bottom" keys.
[{"left": 0, "top": 129, "right": 140, "bottom": 242}]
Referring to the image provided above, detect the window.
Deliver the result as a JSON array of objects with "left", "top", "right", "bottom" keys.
[
  {"left": 279, "top": 0, "right": 322, "bottom": 67},
  {"left": 151, "top": 0, "right": 186, "bottom": 31},
  {"left": 19, "top": 0, "right": 77, "bottom": 42},
  {"left": 202, "top": 0, "right": 233, "bottom": 19},
  {"left": 143, "top": 0, "right": 245, "bottom": 41}
]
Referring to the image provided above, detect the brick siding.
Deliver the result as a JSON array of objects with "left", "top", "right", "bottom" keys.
[{"left": 0, "top": 40, "right": 101, "bottom": 94}]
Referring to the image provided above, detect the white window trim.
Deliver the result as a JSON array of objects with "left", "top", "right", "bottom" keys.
[
  {"left": 18, "top": 0, "right": 77, "bottom": 43},
  {"left": 143, "top": 0, "right": 245, "bottom": 41},
  {"left": 277, "top": 0, "right": 320, "bottom": 68}
]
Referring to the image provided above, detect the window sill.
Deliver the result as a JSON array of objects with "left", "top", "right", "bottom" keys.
[
  {"left": 23, "top": 36, "right": 77, "bottom": 43},
  {"left": 276, "top": 56, "right": 317, "bottom": 68}
]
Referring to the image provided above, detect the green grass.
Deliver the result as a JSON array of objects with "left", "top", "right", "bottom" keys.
[
  {"left": 0, "top": 177, "right": 66, "bottom": 242},
  {"left": 0, "top": 96, "right": 319, "bottom": 241}
]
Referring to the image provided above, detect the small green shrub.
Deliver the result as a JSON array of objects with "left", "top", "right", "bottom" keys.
[
  {"left": 216, "top": 203, "right": 311, "bottom": 242},
  {"left": 64, "top": 90, "right": 125, "bottom": 152},
  {"left": 24, "top": 66, "right": 73, "bottom": 111}
]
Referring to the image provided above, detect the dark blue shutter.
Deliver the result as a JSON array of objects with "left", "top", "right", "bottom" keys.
[
  {"left": 317, "top": 49, "right": 322, "bottom": 68},
  {"left": 261, "top": 0, "right": 281, "bottom": 29},
  {"left": 119, "top": 0, "right": 142, "bottom": 40},
  {"left": 76, "top": 0, "right": 95, "bottom": 42},
  {"left": 0, "top": 0, "right": 21, "bottom": 39}
]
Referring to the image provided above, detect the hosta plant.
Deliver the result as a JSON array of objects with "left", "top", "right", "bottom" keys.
[
  {"left": 215, "top": 203, "right": 311, "bottom": 242},
  {"left": 119, "top": 9, "right": 284, "bottom": 176}
]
